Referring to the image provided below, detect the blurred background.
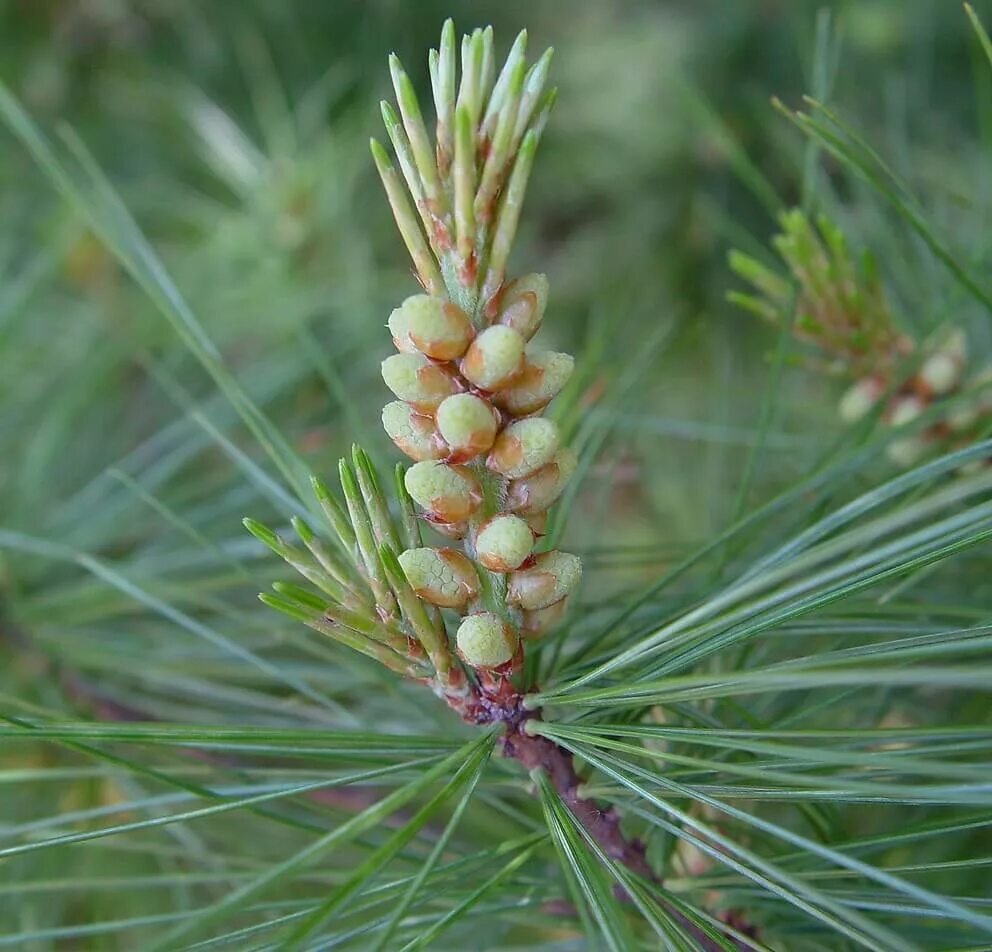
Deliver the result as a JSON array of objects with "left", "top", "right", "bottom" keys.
[
  {"left": 3, "top": 0, "right": 987, "bottom": 564},
  {"left": 1, "top": 0, "right": 990, "bottom": 943}
]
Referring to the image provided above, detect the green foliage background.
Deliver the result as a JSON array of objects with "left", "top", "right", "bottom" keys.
[{"left": 1, "top": 1, "right": 991, "bottom": 949}]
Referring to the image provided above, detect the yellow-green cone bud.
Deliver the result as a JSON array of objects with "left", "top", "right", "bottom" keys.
[
  {"left": 435, "top": 393, "right": 498, "bottom": 462},
  {"left": 919, "top": 354, "right": 961, "bottom": 397},
  {"left": 886, "top": 395, "right": 928, "bottom": 467},
  {"left": 475, "top": 514, "right": 534, "bottom": 571},
  {"left": 919, "top": 329, "right": 967, "bottom": 397},
  {"left": 497, "top": 273, "right": 549, "bottom": 341},
  {"left": 507, "top": 449, "right": 578, "bottom": 515},
  {"left": 388, "top": 294, "right": 474, "bottom": 360},
  {"left": 493, "top": 350, "right": 574, "bottom": 416},
  {"left": 508, "top": 550, "right": 582, "bottom": 610},
  {"left": 456, "top": 612, "right": 519, "bottom": 668},
  {"left": 950, "top": 366, "right": 992, "bottom": 435},
  {"left": 489, "top": 418, "right": 560, "bottom": 479},
  {"left": 461, "top": 325, "right": 525, "bottom": 391},
  {"left": 397, "top": 546, "right": 479, "bottom": 609},
  {"left": 382, "top": 401, "right": 446, "bottom": 461},
  {"left": 522, "top": 597, "right": 568, "bottom": 639},
  {"left": 889, "top": 394, "right": 925, "bottom": 428},
  {"left": 382, "top": 353, "right": 459, "bottom": 412},
  {"left": 838, "top": 377, "right": 883, "bottom": 424},
  {"left": 947, "top": 366, "right": 992, "bottom": 432},
  {"left": 887, "top": 436, "right": 930, "bottom": 467},
  {"left": 404, "top": 460, "right": 482, "bottom": 524}
]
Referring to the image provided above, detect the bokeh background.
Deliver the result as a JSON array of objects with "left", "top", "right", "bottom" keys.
[
  {"left": 4, "top": 0, "right": 988, "bottom": 570},
  {"left": 4, "top": 0, "right": 989, "bottom": 542},
  {"left": 2, "top": 0, "right": 991, "bottom": 945}
]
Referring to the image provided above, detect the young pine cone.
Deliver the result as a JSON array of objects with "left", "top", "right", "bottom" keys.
[
  {"left": 372, "top": 24, "right": 581, "bottom": 681},
  {"left": 384, "top": 286, "right": 580, "bottom": 675}
]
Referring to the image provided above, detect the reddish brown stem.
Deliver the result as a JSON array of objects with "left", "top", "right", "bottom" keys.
[{"left": 445, "top": 674, "right": 757, "bottom": 950}]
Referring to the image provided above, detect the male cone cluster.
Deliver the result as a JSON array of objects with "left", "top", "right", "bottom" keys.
[
  {"left": 838, "top": 329, "right": 992, "bottom": 469},
  {"left": 731, "top": 210, "right": 992, "bottom": 473},
  {"left": 381, "top": 278, "right": 580, "bottom": 672},
  {"left": 253, "top": 22, "right": 583, "bottom": 700}
]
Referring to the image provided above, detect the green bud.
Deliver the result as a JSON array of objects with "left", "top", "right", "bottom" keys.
[
  {"left": 507, "top": 449, "right": 577, "bottom": 515},
  {"left": 435, "top": 393, "right": 498, "bottom": 462},
  {"left": 397, "top": 546, "right": 479, "bottom": 608},
  {"left": 919, "top": 330, "right": 966, "bottom": 397},
  {"left": 404, "top": 460, "right": 482, "bottom": 524},
  {"left": 838, "top": 377, "right": 883, "bottom": 423},
  {"left": 919, "top": 354, "right": 960, "bottom": 397},
  {"left": 456, "top": 612, "right": 519, "bottom": 668},
  {"left": 388, "top": 294, "right": 475, "bottom": 360},
  {"left": 887, "top": 435, "right": 930, "bottom": 467},
  {"left": 947, "top": 366, "right": 992, "bottom": 433},
  {"left": 461, "top": 325, "right": 525, "bottom": 390},
  {"left": 886, "top": 395, "right": 928, "bottom": 467},
  {"left": 382, "top": 401, "right": 446, "bottom": 461},
  {"left": 382, "top": 353, "right": 460, "bottom": 412},
  {"left": 489, "top": 417, "right": 560, "bottom": 479},
  {"left": 497, "top": 273, "right": 548, "bottom": 341},
  {"left": 521, "top": 596, "right": 568, "bottom": 639},
  {"left": 508, "top": 550, "right": 582, "bottom": 610},
  {"left": 889, "top": 394, "right": 925, "bottom": 428},
  {"left": 940, "top": 327, "right": 967, "bottom": 362},
  {"left": 475, "top": 514, "right": 534, "bottom": 571},
  {"left": 493, "top": 350, "right": 573, "bottom": 416}
]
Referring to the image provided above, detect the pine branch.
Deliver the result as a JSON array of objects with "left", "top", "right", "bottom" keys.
[{"left": 242, "top": 20, "right": 755, "bottom": 945}]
